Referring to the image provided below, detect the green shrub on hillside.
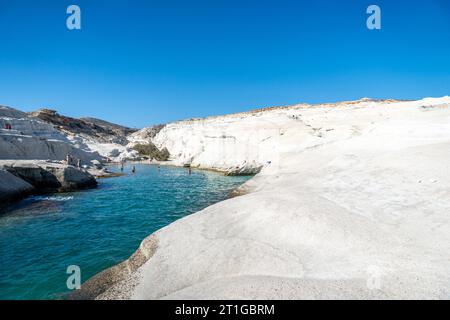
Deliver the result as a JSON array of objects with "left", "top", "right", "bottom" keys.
[{"left": 132, "top": 143, "right": 170, "bottom": 161}]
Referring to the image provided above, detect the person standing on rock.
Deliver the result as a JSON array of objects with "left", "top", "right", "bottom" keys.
[
  {"left": 66, "top": 153, "right": 72, "bottom": 166},
  {"left": 77, "top": 159, "right": 81, "bottom": 168}
]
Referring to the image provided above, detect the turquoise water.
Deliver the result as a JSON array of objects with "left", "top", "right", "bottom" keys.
[{"left": 0, "top": 164, "right": 250, "bottom": 300}]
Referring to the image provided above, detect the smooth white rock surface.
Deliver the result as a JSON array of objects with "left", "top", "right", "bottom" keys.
[
  {"left": 0, "top": 105, "right": 105, "bottom": 162},
  {"left": 104, "top": 97, "right": 450, "bottom": 299}
]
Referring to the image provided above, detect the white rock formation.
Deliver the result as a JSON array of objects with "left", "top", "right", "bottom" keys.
[
  {"left": 95, "top": 96, "right": 450, "bottom": 300},
  {"left": 0, "top": 105, "right": 104, "bottom": 162}
]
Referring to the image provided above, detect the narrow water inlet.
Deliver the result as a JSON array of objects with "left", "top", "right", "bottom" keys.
[{"left": 0, "top": 164, "right": 251, "bottom": 300}]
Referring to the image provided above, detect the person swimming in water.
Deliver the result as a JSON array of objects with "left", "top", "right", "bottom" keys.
[{"left": 131, "top": 165, "right": 136, "bottom": 173}]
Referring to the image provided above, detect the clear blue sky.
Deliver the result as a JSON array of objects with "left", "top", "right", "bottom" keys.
[{"left": 0, "top": 0, "right": 449, "bottom": 128}]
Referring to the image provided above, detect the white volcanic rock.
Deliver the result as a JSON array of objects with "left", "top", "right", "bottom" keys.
[
  {"left": 0, "top": 105, "right": 103, "bottom": 162},
  {"left": 94, "top": 96, "right": 450, "bottom": 300},
  {"left": 0, "top": 134, "right": 104, "bottom": 163},
  {"left": 30, "top": 108, "right": 139, "bottom": 161},
  {"left": 125, "top": 125, "right": 166, "bottom": 161},
  {"left": 142, "top": 96, "right": 450, "bottom": 175},
  {"left": 0, "top": 106, "right": 71, "bottom": 140},
  {"left": 128, "top": 124, "right": 165, "bottom": 144}
]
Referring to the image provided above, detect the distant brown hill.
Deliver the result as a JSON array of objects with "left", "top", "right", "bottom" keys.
[{"left": 30, "top": 109, "right": 137, "bottom": 145}]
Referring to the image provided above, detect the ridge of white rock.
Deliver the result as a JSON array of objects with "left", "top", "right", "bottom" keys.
[
  {"left": 30, "top": 108, "right": 140, "bottom": 161},
  {"left": 96, "top": 96, "right": 450, "bottom": 299},
  {"left": 0, "top": 105, "right": 105, "bottom": 162},
  {"left": 134, "top": 97, "right": 450, "bottom": 174},
  {"left": 0, "top": 105, "right": 141, "bottom": 162}
]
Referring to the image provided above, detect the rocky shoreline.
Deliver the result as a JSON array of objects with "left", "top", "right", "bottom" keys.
[
  {"left": 70, "top": 235, "right": 159, "bottom": 300},
  {"left": 71, "top": 175, "right": 252, "bottom": 300},
  {"left": 76, "top": 96, "right": 450, "bottom": 300},
  {"left": 0, "top": 160, "right": 98, "bottom": 212},
  {"left": 2, "top": 97, "right": 450, "bottom": 299},
  {"left": 0, "top": 104, "right": 139, "bottom": 212}
]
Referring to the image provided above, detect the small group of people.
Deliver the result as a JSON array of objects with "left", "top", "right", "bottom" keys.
[
  {"left": 4, "top": 123, "right": 12, "bottom": 130},
  {"left": 120, "top": 159, "right": 136, "bottom": 173},
  {"left": 120, "top": 160, "right": 137, "bottom": 174},
  {"left": 66, "top": 153, "right": 81, "bottom": 168},
  {"left": 120, "top": 160, "right": 193, "bottom": 175}
]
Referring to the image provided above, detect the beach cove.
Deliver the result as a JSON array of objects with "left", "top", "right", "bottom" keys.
[
  {"left": 94, "top": 97, "right": 450, "bottom": 299},
  {"left": 0, "top": 164, "right": 250, "bottom": 299}
]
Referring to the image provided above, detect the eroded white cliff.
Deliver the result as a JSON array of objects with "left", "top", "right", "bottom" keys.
[
  {"left": 0, "top": 105, "right": 105, "bottom": 162},
  {"left": 97, "top": 96, "right": 450, "bottom": 299}
]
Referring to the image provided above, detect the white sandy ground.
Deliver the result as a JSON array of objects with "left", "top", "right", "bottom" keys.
[{"left": 97, "top": 97, "right": 450, "bottom": 299}]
